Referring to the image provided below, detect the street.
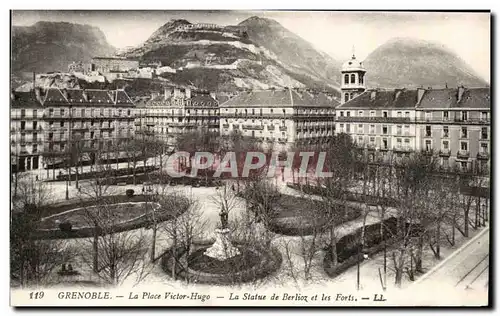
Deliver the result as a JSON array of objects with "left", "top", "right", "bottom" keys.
[{"left": 415, "top": 228, "right": 489, "bottom": 291}]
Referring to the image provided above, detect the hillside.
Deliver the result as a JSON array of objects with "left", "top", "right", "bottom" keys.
[
  {"left": 11, "top": 21, "right": 115, "bottom": 78},
  {"left": 364, "top": 37, "right": 488, "bottom": 89},
  {"left": 118, "top": 18, "right": 340, "bottom": 93}
]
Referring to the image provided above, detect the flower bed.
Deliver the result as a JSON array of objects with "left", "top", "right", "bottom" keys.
[{"left": 160, "top": 242, "right": 282, "bottom": 285}]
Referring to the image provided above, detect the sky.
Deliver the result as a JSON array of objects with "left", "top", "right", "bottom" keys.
[{"left": 11, "top": 10, "right": 490, "bottom": 82}]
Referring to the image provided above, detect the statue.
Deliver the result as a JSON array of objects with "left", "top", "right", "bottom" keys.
[{"left": 219, "top": 208, "right": 228, "bottom": 229}]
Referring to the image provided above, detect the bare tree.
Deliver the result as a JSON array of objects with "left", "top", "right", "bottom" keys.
[
  {"left": 161, "top": 193, "right": 206, "bottom": 281},
  {"left": 11, "top": 176, "right": 74, "bottom": 287}
]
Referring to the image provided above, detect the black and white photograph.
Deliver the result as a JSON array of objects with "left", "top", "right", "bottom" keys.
[{"left": 9, "top": 10, "right": 491, "bottom": 307}]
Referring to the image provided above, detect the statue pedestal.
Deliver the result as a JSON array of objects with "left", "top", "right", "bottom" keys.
[{"left": 204, "top": 228, "right": 241, "bottom": 261}]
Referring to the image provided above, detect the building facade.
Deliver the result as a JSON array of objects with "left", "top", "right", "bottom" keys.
[
  {"left": 90, "top": 57, "right": 139, "bottom": 73},
  {"left": 219, "top": 88, "right": 338, "bottom": 151},
  {"left": 335, "top": 85, "right": 490, "bottom": 171},
  {"left": 137, "top": 87, "right": 219, "bottom": 146},
  {"left": 10, "top": 88, "right": 136, "bottom": 172}
]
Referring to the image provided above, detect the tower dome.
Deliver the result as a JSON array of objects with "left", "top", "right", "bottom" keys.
[{"left": 342, "top": 54, "right": 365, "bottom": 72}]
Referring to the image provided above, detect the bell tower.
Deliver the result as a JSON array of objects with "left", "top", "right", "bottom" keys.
[{"left": 341, "top": 50, "right": 366, "bottom": 104}]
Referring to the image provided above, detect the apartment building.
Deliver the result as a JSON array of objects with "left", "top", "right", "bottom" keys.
[
  {"left": 137, "top": 87, "right": 219, "bottom": 146},
  {"left": 335, "top": 87, "right": 491, "bottom": 172},
  {"left": 335, "top": 88, "right": 418, "bottom": 162},
  {"left": 416, "top": 87, "right": 490, "bottom": 173},
  {"left": 10, "top": 88, "right": 136, "bottom": 172},
  {"left": 219, "top": 88, "right": 338, "bottom": 151}
]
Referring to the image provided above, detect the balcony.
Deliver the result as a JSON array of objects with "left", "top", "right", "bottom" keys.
[
  {"left": 477, "top": 152, "right": 489, "bottom": 160},
  {"left": 279, "top": 126, "right": 287, "bottom": 131},
  {"left": 336, "top": 116, "right": 412, "bottom": 123},
  {"left": 393, "top": 146, "right": 412, "bottom": 153},
  {"left": 242, "top": 125, "right": 264, "bottom": 130},
  {"left": 439, "top": 149, "right": 451, "bottom": 157},
  {"left": 222, "top": 124, "right": 230, "bottom": 128},
  {"left": 457, "top": 150, "right": 470, "bottom": 159}
]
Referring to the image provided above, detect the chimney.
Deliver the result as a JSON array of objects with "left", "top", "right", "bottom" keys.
[
  {"left": 164, "top": 87, "right": 172, "bottom": 100},
  {"left": 34, "top": 87, "right": 42, "bottom": 102},
  {"left": 458, "top": 86, "right": 465, "bottom": 102},
  {"left": 185, "top": 88, "right": 192, "bottom": 99},
  {"left": 370, "top": 90, "right": 377, "bottom": 101},
  {"left": 417, "top": 88, "right": 426, "bottom": 104},
  {"left": 82, "top": 89, "right": 88, "bottom": 102}
]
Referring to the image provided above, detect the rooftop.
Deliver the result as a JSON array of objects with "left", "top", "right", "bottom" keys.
[
  {"left": 337, "top": 87, "right": 490, "bottom": 110},
  {"left": 220, "top": 88, "right": 339, "bottom": 107}
]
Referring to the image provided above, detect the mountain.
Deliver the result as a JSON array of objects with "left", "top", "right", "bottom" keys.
[
  {"left": 11, "top": 21, "right": 115, "bottom": 78},
  {"left": 118, "top": 17, "right": 341, "bottom": 93},
  {"left": 238, "top": 16, "right": 342, "bottom": 88},
  {"left": 364, "top": 37, "right": 488, "bottom": 89}
]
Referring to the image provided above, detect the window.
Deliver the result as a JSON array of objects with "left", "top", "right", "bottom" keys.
[
  {"left": 460, "top": 141, "right": 468, "bottom": 151},
  {"left": 481, "top": 111, "right": 488, "bottom": 121},
  {"left": 358, "top": 111, "right": 363, "bottom": 116},
  {"left": 61, "top": 143, "right": 65, "bottom": 151},
  {"left": 48, "top": 132, "right": 53, "bottom": 140},
  {"left": 61, "top": 109, "right": 65, "bottom": 116},
  {"left": 370, "top": 111, "right": 375, "bottom": 117},
  {"left": 32, "top": 144, "right": 37, "bottom": 153},
  {"left": 49, "top": 109, "right": 54, "bottom": 117},
  {"left": 425, "top": 126, "right": 431, "bottom": 137},
  {"left": 443, "top": 111, "right": 449, "bottom": 120},
  {"left": 405, "top": 111, "right": 410, "bottom": 118},
  {"left": 369, "top": 124, "right": 375, "bottom": 134},
  {"left": 80, "top": 109, "right": 85, "bottom": 117},
  {"left": 346, "top": 111, "right": 350, "bottom": 117},
  {"left": 425, "top": 111, "right": 431, "bottom": 120},
  {"left": 358, "top": 124, "right": 363, "bottom": 133},
  {"left": 344, "top": 94, "right": 349, "bottom": 103},
  {"left": 270, "top": 109, "right": 273, "bottom": 114},
  {"left": 21, "top": 109, "right": 26, "bottom": 118},
  {"left": 369, "top": 137, "right": 375, "bottom": 144},
  {"left": 397, "top": 125, "right": 402, "bottom": 135},
  {"left": 382, "top": 126, "right": 388, "bottom": 134},
  {"left": 358, "top": 136, "right": 363, "bottom": 144},
  {"left": 425, "top": 140, "right": 432, "bottom": 151},
  {"left": 397, "top": 111, "right": 402, "bottom": 118},
  {"left": 461, "top": 111, "right": 468, "bottom": 121},
  {"left": 404, "top": 125, "right": 410, "bottom": 135},
  {"left": 461, "top": 127, "right": 468, "bottom": 138},
  {"left": 252, "top": 109, "right": 255, "bottom": 115},
  {"left": 396, "top": 138, "right": 402, "bottom": 147},
  {"left": 60, "top": 121, "right": 64, "bottom": 128},
  {"left": 90, "top": 131, "right": 94, "bottom": 139},
  {"left": 20, "top": 121, "right": 25, "bottom": 131},
  {"left": 344, "top": 74, "right": 349, "bottom": 85},
  {"left": 443, "top": 126, "right": 449, "bottom": 137},
  {"left": 339, "top": 124, "right": 344, "bottom": 132},
  {"left": 481, "top": 127, "right": 488, "bottom": 140},
  {"left": 259, "top": 109, "right": 263, "bottom": 116},
  {"left": 33, "top": 132, "right": 37, "bottom": 142},
  {"left": 442, "top": 140, "right": 449, "bottom": 150},
  {"left": 383, "top": 111, "right": 388, "bottom": 118},
  {"left": 350, "top": 74, "right": 356, "bottom": 84},
  {"left": 33, "top": 121, "right": 37, "bottom": 130},
  {"left": 481, "top": 143, "right": 488, "bottom": 153},
  {"left": 382, "top": 138, "right": 388, "bottom": 149},
  {"left": 346, "top": 124, "right": 350, "bottom": 133},
  {"left": 340, "top": 111, "right": 344, "bottom": 117},
  {"left": 33, "top": 110, "right": 37, "bottom": 118}
]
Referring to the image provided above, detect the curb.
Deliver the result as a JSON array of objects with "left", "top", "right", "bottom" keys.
[{"left": 413, "top": 226, "right": 489, "bottom": 286}]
